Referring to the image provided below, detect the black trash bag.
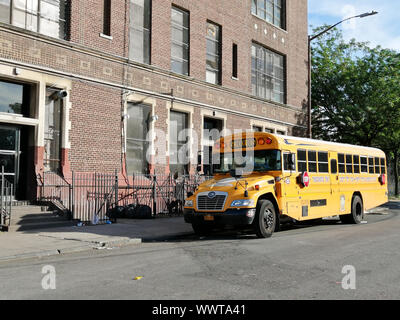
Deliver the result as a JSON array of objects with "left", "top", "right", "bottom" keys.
[
  {"left": 135, "top": 205, "right": 152, "bottom": 219},
  {"left": 107, "top": 206, "right": 125, "bottom": 220},
  {"left": 124, "top": 204, "right": 137, "bottom": 219}
]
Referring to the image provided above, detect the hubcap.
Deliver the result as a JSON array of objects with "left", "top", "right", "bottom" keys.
[{"left": 263, "top": 208, "right": 274, "bottom": 229}]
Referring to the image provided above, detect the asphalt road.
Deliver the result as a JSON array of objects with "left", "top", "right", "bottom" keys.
[{"left": 0, "top": 202, "right": 399, "bottom": 300}]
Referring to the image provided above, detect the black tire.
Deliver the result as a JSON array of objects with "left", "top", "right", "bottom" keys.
[
  {"left": 254, "top": 200, "right": 277, "bottom": 238},
  {"left": 340, "top": 195, "right": 363, "bottom": 224},
  {"left": 192, "top": 223, "right": 214, "bottom": 236}
]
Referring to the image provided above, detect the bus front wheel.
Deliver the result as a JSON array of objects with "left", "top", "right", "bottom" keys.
[
  {"left": 254, "top": 200, "right": 276, "bottom": 238},
  {"left": 340, "top": 195, "right": 364, "bottom": 224}
]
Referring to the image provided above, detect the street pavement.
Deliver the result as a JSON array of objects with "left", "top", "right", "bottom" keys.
[{"left": 0, "top": 201, "right": 399, "bottom": 300}]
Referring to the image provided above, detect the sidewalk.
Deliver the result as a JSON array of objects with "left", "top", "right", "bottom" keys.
[{"left": 0, "top": 217, "right": 193, "bottom": 262}]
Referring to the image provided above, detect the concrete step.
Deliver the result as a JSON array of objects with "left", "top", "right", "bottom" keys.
[
  {"left": 7, "top": 220, "right": 76, "bottom": 232},
  {"left": 5, "top": 204, "right": 73, "bottom": 232},
  {"left": 10, "top": 215, "right": 68, "bottom": 226}
]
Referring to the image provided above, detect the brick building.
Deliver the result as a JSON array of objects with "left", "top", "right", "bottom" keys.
[{"left": 0, "top": 0, "right": 308, "bottom": 201}]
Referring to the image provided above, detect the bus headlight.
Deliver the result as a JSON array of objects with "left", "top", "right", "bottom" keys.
[
  {"left": 231, "top": 199, "right": 254, "bottom": 207},
  {"left": 184, "top": 200, "right": 194, "bottom": 207}
]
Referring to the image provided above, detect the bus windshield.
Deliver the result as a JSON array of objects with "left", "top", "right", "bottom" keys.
[{"left": 213, "top": 150, "right": 282, "bottom": 174}]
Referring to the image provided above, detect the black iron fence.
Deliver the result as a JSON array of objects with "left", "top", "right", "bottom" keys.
[
  {"left": 37, "top": 171, "right": 212, "bottom": 224},
  {"left": 1, "top": 166, "right": 13, "bottom": 229}
]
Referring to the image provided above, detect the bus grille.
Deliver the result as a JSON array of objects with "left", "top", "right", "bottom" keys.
[{"left": 197, "top": 195, "right": 226, "bottom": 211}]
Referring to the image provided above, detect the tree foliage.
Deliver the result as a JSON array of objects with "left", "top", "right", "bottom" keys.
[{"left": 311, "top": 27, "right": 400, "bottom": 194}]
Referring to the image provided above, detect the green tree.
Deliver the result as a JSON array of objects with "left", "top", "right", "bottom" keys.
[{"left": 311, "top": 27, "right": 400, "bottom": 195}]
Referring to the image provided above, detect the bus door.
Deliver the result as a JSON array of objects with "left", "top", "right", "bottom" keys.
[
  {"left": 281, "top": 151, "right": 302, "bottom": 220},
  {"left": 329, "top": 151, "right": 341, "bottom": 215}
]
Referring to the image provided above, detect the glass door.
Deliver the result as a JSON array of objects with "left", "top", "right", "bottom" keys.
[{"left": 0, "top": 125, "right": 20, "bottom": 190}]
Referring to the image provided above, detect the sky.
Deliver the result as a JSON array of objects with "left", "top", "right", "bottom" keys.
[{"left": 308, "top": 0, "right": 400, "bottom": 51}]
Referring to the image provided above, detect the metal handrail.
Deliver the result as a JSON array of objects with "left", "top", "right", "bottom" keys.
[{"left": 1, "top": 166, "right": 13, "bottom": 228}]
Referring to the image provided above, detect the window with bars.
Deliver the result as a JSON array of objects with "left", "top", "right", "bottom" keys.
[
  {"left": 1, "top": 0, "right": 67, "bottom": 39},
  {"left": 251, "top": 0, "right": 285, "bottom": 29},
  {"left": 251, "top": 43, "right": 285, "bottom": 104},
  {"left": 169, "top": 110, "right": 189, "bottom": 175},
  {"left": 44, "top": 87, "right": 62, "bottom": 172},
  {"left": 126, "top": 103, "right": 151, "bottom": 175},
  {"left": 130, "top": 0, "right": 151, "bottom": 64},
  {"left": 206, "top": 22, "right": 221, "bottom": 85},
  {"left": 171, "top": 6, "right": 189, "bottom": 75}
]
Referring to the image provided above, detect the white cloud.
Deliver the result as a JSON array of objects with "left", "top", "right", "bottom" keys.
[{"left": 309, "top": 0, "right": 400, "bottom": 51}]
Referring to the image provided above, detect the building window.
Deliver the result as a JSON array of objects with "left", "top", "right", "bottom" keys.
[
  {"left": 0, "top": 0, "right": 11, "bottom": 24},
  {"left": 251, "top": 0, "right": 285, "bottom": 29},
  {"left": 130, "top": 0, "right": 151, "bottom": 64},
  {"left": 0, "top": 79, "right": 33, "bottom": 116},
  {"left": 253, "top": 126, "right": 262, "bottom": 132},
  {"left": 126, "top": 103, "right": 151, "bottom": 175},
  {"left": 103, "top": 0, "right": 111, "bottom": 36},
  {"left": 203, "top": 117, "right": 223, "bottom": 175},
  {"left": 251, "top": 43, "right": 285, "bottom": 104},
  {"left": 171, "top": 6, "right": 189, "bottom": 75},
  {"left": 44, "top": 88, "right": 62, "bottom": 172},
  {"left": 2, "top": 0, "right": 67, "bottom": 39},
  {"left": 169, "top": 111, "right": 189, "bottom": 175},
  {"left": 265, "top": 128, "right": 274, "bottom": 133},
  {"left": 206, "top": 22, "right": 221, "bottom": 85},
  {"left": 232, "top": 43, "right": 238, "bottom": 78}
]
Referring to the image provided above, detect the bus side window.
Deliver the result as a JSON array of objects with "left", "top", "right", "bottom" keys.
[
  {"left": 346, "top": 154, "right": 353, "bottom": 173},
  {"left": 331, "top": 159, "right": 338, "bottom": 174},
  {"left": 374, "top": 157, "right": 380, "bottom": 174},
  {"left": 368, "top": 157, "right": 374, "bottom": 174},
  {"left": 308, "top": 150, "right": 317, "bottom": 173},
  {"left": 338, "top": 154, "right": 346, "bottom": 173},
  {"left": 361, "top": 156, "right": 368, "bottom": 173},
  {"left": 318, "top": 152, "right": 329, "bottom": 173},
  {"left": 297, "top": 150, "right": 307, "bottom": 172},
  {"left": 353, "top": 155, "right": 360, "bottom": 174},
  {"left": 380, "top": 158, "right": 386, "bottom": 174},
  {"left": 283, "top": 153, "right": 296, "bottom": 171}
]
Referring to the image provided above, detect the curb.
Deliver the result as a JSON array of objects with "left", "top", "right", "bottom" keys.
[{"left": 0, "top": 238, "right": 142, "bottom": 263}]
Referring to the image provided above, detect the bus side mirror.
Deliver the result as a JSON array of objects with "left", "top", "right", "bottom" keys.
[{"left": 288, "top": 154, "right": 296, "bottom": 171}]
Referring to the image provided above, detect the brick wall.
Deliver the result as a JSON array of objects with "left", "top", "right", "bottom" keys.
[{"left": 69, "top": 81, "right": 122, "bottom": 172}]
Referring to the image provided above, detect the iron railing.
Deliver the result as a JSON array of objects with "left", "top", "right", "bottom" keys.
[
  {"left": 37, "top": 171, "right": 212, "bottom": 224},
  {"left": 1, "top": 166, "right": 13, "bottom": 229}
]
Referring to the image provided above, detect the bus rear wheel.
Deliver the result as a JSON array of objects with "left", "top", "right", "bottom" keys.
[
  {"left": 340, "top": 195, "right": 364, "bottom": 224},
  {"left": 254, "top": 200, "right": 276, "bottom": 238}
]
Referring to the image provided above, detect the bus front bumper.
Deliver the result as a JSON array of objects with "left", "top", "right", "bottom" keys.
[{"left": 183, "top": 208, "right": 256, "bottom": 226}]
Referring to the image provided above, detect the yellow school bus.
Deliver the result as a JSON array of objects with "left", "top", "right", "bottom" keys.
[{"left": 184, "top": 132, "right": 388, "bottom": 238}]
